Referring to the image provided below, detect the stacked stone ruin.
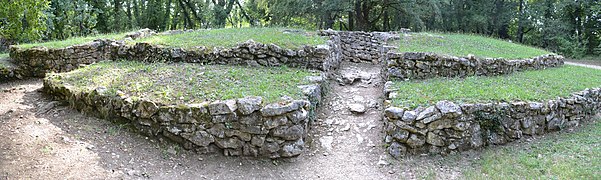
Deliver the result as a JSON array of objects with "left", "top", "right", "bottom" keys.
[{"left": 3, "top": 28, "right": 599, "bottom": 159}]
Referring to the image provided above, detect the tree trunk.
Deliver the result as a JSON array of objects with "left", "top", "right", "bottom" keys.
[{"left": 516, "top": 0, "right": 525, "bottom": 43}]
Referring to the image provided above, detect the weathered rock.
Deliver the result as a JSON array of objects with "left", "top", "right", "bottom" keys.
[
  {"left": 214, "top": 137, "right": 242, "bottom": 149},
  {"left": 426, "top": 132, "right": 445, "bottom": 146},
  {"left": 237, "top": 97, "right": 262, "bottom": 115},
  {"left": 271, "top": 125, "right": 304, "bottom": 140},
  {"left": 348, "top": 103, "right": 366, "bottom": 114},
  {"left": 135, "top": 100, "right": 159, "bottom": 119},
  {"left": 402, "top": 110, "right": 417, "bottom": 122},
  {"left": 406, "top": 134, "right": 426, "bottom": 148},
  {"left": 208, "top": 100, "right": 237, "bottom": 115},
  {"left": 183, "top": 130, "right": 214, "bottom": 147},
  {"left": 388, "top": 142, "right": 406, "bottom": 159},
  {"left": 416, "top": 106, "right": 441, "bottom": 124},
  {"left": 436, "top": 101, "right": 462, "bottom": 117},
  {"left": 384, "top": 107, "right": 404, "bottom": 120},
  {"left": 280, "top": 139, "right": 304, "bottom": 157},
  {"left": 260, "top": 100, "right": 307, "bottom": 117}
]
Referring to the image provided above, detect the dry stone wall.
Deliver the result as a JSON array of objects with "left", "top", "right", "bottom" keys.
[
  {"left": 43, "top": 74, "right": 326, "bottom": 158},
  {"left": 383, "top": 86, "right": 601, "bottom": 157},
  {"left": 9, "top": 37, "right": 341, "bottom": 78},
  {"left": 319, "top": 30, "right": 397, "bottom": 64},
  {"left": 387, "top": 52, "right": 564, "bottom": 80}
]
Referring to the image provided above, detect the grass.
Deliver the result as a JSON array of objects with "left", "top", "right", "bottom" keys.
[
  {"left": 464, "top": 120, "right": 601, "bottom": 179},
  {"left": 16, "top": 32, "right": 129, "bottom": 49},
  {"left": 390, "top": 65, "right": 601, "bottom": 108},
  {"left": 397, "top": 32, "right": 551, "bottom": 59},
  {"left": 50, "top": 60, "right": 319, "bottom": 104},
  {"left": 0, "top": 53, "right": 11, "bottom": 69},
  {"left": 132, "top": 27, "right": 326, "bottom": 49}
]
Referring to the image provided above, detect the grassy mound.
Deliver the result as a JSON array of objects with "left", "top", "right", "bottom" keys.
[
  {"left": 133, "top": 27, "right": 326, "bottom": 49},
  {"left": 16, "top": 32, "right": 129, "bottom": 49},
  {"left": 390, "top": 65, "right": 601, "bottom": 108},
  {"left": 16, "top": 28, "right": 325, "bottom": 50},
  {"left": 397, "top": 32, "right": 550, "bottom": 59},
  {"left": 50, "top": 61, "right": 319, "bottom": 104},
  {"left": 464, "top": 120, "right": 600, "bottom": 179}
]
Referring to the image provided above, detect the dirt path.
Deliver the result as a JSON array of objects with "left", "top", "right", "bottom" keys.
[
  {"left": 0, "top": 62, "right": 478, "bottom": 180},
  {"left": 565, "top": 61, "right": 601, "bottom": 70}
]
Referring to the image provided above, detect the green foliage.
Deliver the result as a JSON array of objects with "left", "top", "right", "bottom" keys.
[
  {"left": 390, "top": 65, "right": 601, "bottom": 108},
  {"left": 464, "top": 121, "right": 601, "bottom": 179},
  {"left": 133, "top": 27, "right": 326, "bottom": 49},
  {"left": 398, "top": 32, "right": 550, "bottom": 59},
  {"left": 53, "top": 60, "right": 319, "bottom": 104},
  {"left": 0, "top": 0, "right": 50, "bottom": 42}
]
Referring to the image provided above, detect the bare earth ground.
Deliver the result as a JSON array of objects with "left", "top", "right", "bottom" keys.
[{"left": 0, "top": 62, "right": 599, "bottom": 179}]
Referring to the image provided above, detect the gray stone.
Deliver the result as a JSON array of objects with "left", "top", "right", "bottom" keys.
[
  {"left": 402, "top": 110, "right": 417, "bottom": 122},
  {"left": 135, "top": 100, "right": 159, "bottom": 119},
  {"left": 319, "top": 136, "right": 334, "bottom": 151},
  {"left": 225, "top": 130, "right": 252, "bottom": 141},
  {"left": 214, "top": 137, "right": 242, "bottom": 149},
  {"left": 183, "top": 130, "right": 214, "bottom": 147},
  {"left": 391, "top": 129, "right": 409, "bottom": 142},
  {"left": 427, "top": 118, "right": 454, "bottom": 130},
  {"left": 406, "top": 134, "right": 426, "bottom": 148},
  {"left": 264, "top": 116, "right": 288, "bottom": 129},
  {"left": 426, "top": 132, "right": 445, "bottom": 146},
  {"left": 271, "top": 125, "right": 304, "bottom": 140},
  {"left": 237, "top": 97, "right": 262, "bottom": 115},
  {"left": 207, "top": 124, "right": 226, "bottom": 138},
  {"left": 435, "top": 101, "right": 462, "bottom": 117},
  {"left": 388, "top": 142, "right": 406, "bottom": 159},
  {"left": 348, "top": 103, "right": 366, "bottom": 114},
  {"left": 417, "top": 107, "right": 442, "bottom": 124},
  {"left": 286, "top": 109, "right": 308, "bottom": 124},
  {"left": 208, "top": 100, "right": 237, "bottom": 115},
  {"left": 260, "top": 100, "right": 307, "bottom": 117},
  {"left": 251, "top": 135, "right": 266, "bottom": 146},
  {"left": 384, "top": 107, "right": 404, "bottom": 120},
  {"left": 280, "top": 139, "right": 304, "bottom": 157}
]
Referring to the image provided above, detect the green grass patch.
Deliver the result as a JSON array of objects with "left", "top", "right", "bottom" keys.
[
  {"left": 464, "top": 120, "right": 601, "bottom": 179},
  {"left": 391, "top": 65, "right": 601, "bottom": 108},
  {"left": 397, "top": 32, "right": 550, "bottom": 59},
  {"left": 16, "top": 32, "right": 129, "bottom": 49},
  {"left": 133, "top": 27, "right": 325, "bottom": 49},
  {"left": 0, "top": 53, "right": 10, "bottom": 69},
  {"left": 51, "top": 61, "right": 319, "bottom": 104}
]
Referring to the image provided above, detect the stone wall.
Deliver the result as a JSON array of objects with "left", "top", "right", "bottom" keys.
[
  {"left": 383, "top": 86, "right": 601, "bottom": 157},
  {"left": 319, "top": 30, "right": 398, "bottom": 64},
  {"left": 43, "top": 73, "right": 327, "bottom": 158},
  {"left": 9, "top": 37, "right": 341, "bottom": 78},
  {"left": 387, "top": 52, "right": 564, "bottom": 80}
]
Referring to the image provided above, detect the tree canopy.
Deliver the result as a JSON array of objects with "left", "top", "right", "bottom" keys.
[{"left": 0, "top": 0, "right": 599, "bottom": 58}]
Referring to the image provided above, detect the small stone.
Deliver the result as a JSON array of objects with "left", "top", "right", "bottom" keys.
[
  {"left": 435, "top": 101, "right": 462, "bottom": 117},
  {"left": 416, "top": 106, "right": 441, "bottom": 124},
  {"left": 237, "top": 97, "right": 262, "bottom": 115},
  {"left": 402, "top": 110, "right": 417, "bottom": 122},
  {"left": 348, "top": 103, "right": 366, "bottom": 114},
  {"left": 426, "top": 132, "right": 445, "bottom": 146},
  {"left": 319, "top": 136, "right": 334, "bottom": 151},
  {"left": 384, "top": 107, "right": 404, "bottom": 120}
]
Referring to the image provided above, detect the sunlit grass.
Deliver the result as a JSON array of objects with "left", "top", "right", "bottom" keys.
[
  {"left": 464, "top": 120, "right": 601, "bottom": 179},
  {"left": 397, "top": 32, "right": 551, "bottom": 59},
  {"left": 50, "top": 60, "right": 319, "bottom": 104},
  {"left": 391, "top": 65, "right": 601, "bottom": 108},
  {"left": 16, "top": 32, "right": 130, "bottom": 49},
  {"left": 133, "top": 27, "right": 326, "bottom": 49}
]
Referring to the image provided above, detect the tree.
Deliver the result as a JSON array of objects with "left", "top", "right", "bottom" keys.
[{"left": 0, "top": 0, "right": 50, "bottom": 43}]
